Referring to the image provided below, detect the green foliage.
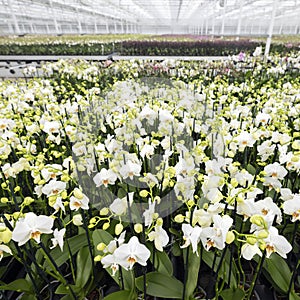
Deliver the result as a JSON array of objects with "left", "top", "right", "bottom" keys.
[
  {"left": 220, "top": 287, "right": 245, "bottom": 300},
  {"left": 103, "top": 290, "right": 132, "bottom": 300},
  {"left": 261, "top": 253, "right": 292, "bottom": 294},
  {"left": 183, "top": 248, "right": 201, "bottom": 299},
  {"left": 0, "top": 278, "right": 33, "bottom": 293},
  {"left": 45, "top": 233, "right": 88, "bottom": 268},
  {"left": 136, "top": 272, "right": 184, "bottom": 299},
  {"left": 149, "top": 243, "right": 174, "bottom": 276},
  {"left": 75, "top": 246, "right": 93, "bottom": 289}
]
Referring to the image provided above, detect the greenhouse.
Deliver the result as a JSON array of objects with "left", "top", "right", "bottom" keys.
[{"left": 0, "top": 1, "right": 300, "bottom": 300}]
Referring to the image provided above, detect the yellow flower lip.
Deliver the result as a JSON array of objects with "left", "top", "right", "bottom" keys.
[{"left": 30, "top": 231, "right": 41, "bottom": 240}]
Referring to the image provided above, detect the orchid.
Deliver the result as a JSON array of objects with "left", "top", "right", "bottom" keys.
[
  {"left": 181, "top": 223, "right": 202, "bottom": 254},
  {"left": 93, "top": 168, "right": 118, "bottom": 187},
  {"left": 12, "top": 212, "right": 54, "bottom": 245},
  {"left": 148, "top": 224, "right": 169, "bottom": 252},
  {"left": 282, "top": 194, "right": 300, "bottom": 222},
  {"left": 113, "top": 236, "right": 150, "bottom": 270},
  {"left": 0, "top": 244, "right": 12, "bottom": 261},
  {"left": 201, "top": 215, "right": 233, "bottom": 251},
  {"left": 50, "top": 228, "right": 66, "bottom": 251},
  {"left": 1, "top": 52, "right": 300, "bottom": 299},
  {"left": 263, "top": 227, "right": 292, "bottom": 258}
]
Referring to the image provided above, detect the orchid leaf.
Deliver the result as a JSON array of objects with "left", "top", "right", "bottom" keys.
[
  {"left": 75, "top": 246, "right": 93, "bottom": 288},
  {"left": 136, "top": 272, "right": 183, "bottom": 299}
]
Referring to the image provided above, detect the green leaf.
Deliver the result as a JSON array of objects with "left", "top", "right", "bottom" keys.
[
  {"left": 202, "top": 249, "right": 237, "bottom": 289},
  {"left": 149, "top": 244, "right": 173, "bottom": 276},
  {"left": 184, "top": 249, "right": 200, "bottom": 299},
  {"left": 136, "top": 272, "right": 183, "bottom": 299},
  {"left": 46, "top": 233, "right": 88, "bottom": 268},
  {"left": 262, "top": 253, "right": 292, "bottom": 293},
  {"left": 122, "top": 269, "right": 135, "bottom": 291},
  {"left": 0, "top": 279, "right": 33, "bottom": 293},
  {"left": 75, "top": 246, "right": 93, "bottom": 288},
  {"left": 290, "top": 290, "right": 300, "bottom": 300},
  {"left": 92, "top": 229, "right": 114, "bottom": 250},
  {"left": 61, "top": 295, "right": 76, "bottom": 300},
  {"left": 220, "top": 287, "right": 245, "bottom": 300},
  {"left": 55, "top": 283, "right": 81, "bottom": 295},
  {"left": 103, "top": 290, "right": 132, "bottom": 300},
  {"left": 246, "top": 164, "right": 256, "bottom": 175},
  {"left": 19, "top": 294, "right": 38, "bottom": 300}
]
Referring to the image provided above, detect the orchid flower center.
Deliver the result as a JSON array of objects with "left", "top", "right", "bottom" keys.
[{"left": 31, "top": 231, "right": 41, "bottom": 240}]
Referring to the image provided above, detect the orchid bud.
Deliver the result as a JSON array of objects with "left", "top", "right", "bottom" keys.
[
  {"left": 0, "top": 227, "right": 12, "bottom": 243},
  {"left": 134, "top": 223, "right": 143, "bottom": 233},
  {"left": 23, "top": 197, "right": 34, "bottom": 206},
  {"left": 174, "top": 214, "right": 185, "bottom": 223},
  {"left": 257, "top": 230, "right": 269, "bottom": 239},
  {"left": 139, "top": 190, "right": 148, "bottom": 198},
  {"left": 226, "top": 231, "right": 235, "bottom": 244},
  {"left": 102, "top": 222, "right": 110, "bottom": 231},
  {"left": 115, "top": 223, "right": 123, "bottom": 236},
  {"left": 72, "top": 214, "right": 83, "bottom": 226},
  {"left": 73, "top": 188, "right": 83, "bottom": 199},
  {"left": 250, "top": 215, "right": 268, "bottom": 229},
  {"left": 100, "top": 207, "right": 109, "bottom": 215},
  {"left": 246, "top": 236, "right": 257, "bottom": 245},
  {"left": 96, "top": 242, "right": 106, "bottom": 251},
  {"left": 94, "top": 255, "right": 102, "bottom": 262}
]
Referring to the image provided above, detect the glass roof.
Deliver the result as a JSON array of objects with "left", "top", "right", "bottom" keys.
[{"left": 0, "top": 0, "right": 299, "bottom": 35}]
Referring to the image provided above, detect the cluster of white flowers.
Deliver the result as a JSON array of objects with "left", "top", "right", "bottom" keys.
[{"left": 0, "top": 53, "right": 299, "bottom": 299}]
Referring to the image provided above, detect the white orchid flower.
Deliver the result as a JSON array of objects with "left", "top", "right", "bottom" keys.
[
  {"left": 119, "top": 161, "right": 141, "bottom": 180},
  {"left": 241, "top": 243, "right": 262, "bottom": 260},
  {"left": 143, "top": 199, "right": 156, "bottom": 227},
  {"left": 41, "top": 179, "right": 66, "bottom": 197},
  {"left": 282, "top": 194, "right": 300, "bottom": 222},
  {"left": 101, "top": 253, "right": 119, "bottom": 276},
  {"left": 0, "top": 244, "right": 12, "bottom": 261},
  {"left": 264, "top": 162, "right": 288, "bottom": 180},
  {"left": 201, "top": 215, "right": 233, "bottom": 251},
  {"left": 104, "top": 231, "right": 126, "bottom": 254},
  {"left": 255, "top": 197, "right": 282, "bottom": 225},
  {"left": 113, "top": 236, "right": 150, "bottom": 270},
  {"left": 50, "top": 228, "right": 66, "bottom": 251},
  {"left": 264, "top": 227, "right": 292, "bottom": 259},
  {"left": 109, "top": 192, "right": 134, "bottom": 216},
  {"left": 148, "top": 225, "right": 169, "bottom": 252},
  {"left": 181, "top": 223, "right": 202, "bottom": 255},
  {"left": 93, "top": 168, "right": 117, "bottom": 187},
  {"left": 12, "top": 212, "right": 54, "bottom": 246},
  {"left": 69, "top": 191, "right": 90, "bottom": 211}
]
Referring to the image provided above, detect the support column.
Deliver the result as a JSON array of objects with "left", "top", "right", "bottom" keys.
[
  {"left": 76, "top": 8, "right": 82, "bottom": 34},
  {"left": 236, "top": 0, "right": 244, "bottom": 39},
  {"left": 8, "top": 0, "right": 20, "bottom": 34},
  {"left": 221, "top": 0, "right": 227, "bottom": 36},
  {"left": 264, "top": 0, "right": 278, "bottom": 59},
  {"left": 49, "top": 0, "right": 59, "bottom": 34}
]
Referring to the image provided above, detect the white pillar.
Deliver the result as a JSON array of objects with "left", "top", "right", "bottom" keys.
[
  {"left": 76, "top": 8, "right": 82, "bottom": 34},
  {"left": 49, "top": 0, "right": 59, "bottom": 34},
  {"left": 236, "top": 0, "right": 244, "bottom": 39},
  {"left": 221, "top": 9, "right": 226, "bottom": 36},
  {"left": 8, "top": 0, "right": 20, "bottom": 34},
  {"left": 264, "top": 0, "right": 278, "bottom": 59}
]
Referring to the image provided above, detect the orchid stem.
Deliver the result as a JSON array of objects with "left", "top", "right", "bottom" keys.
[{"left": 246, "top": 251, "right": 266, "bottom": 300}]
